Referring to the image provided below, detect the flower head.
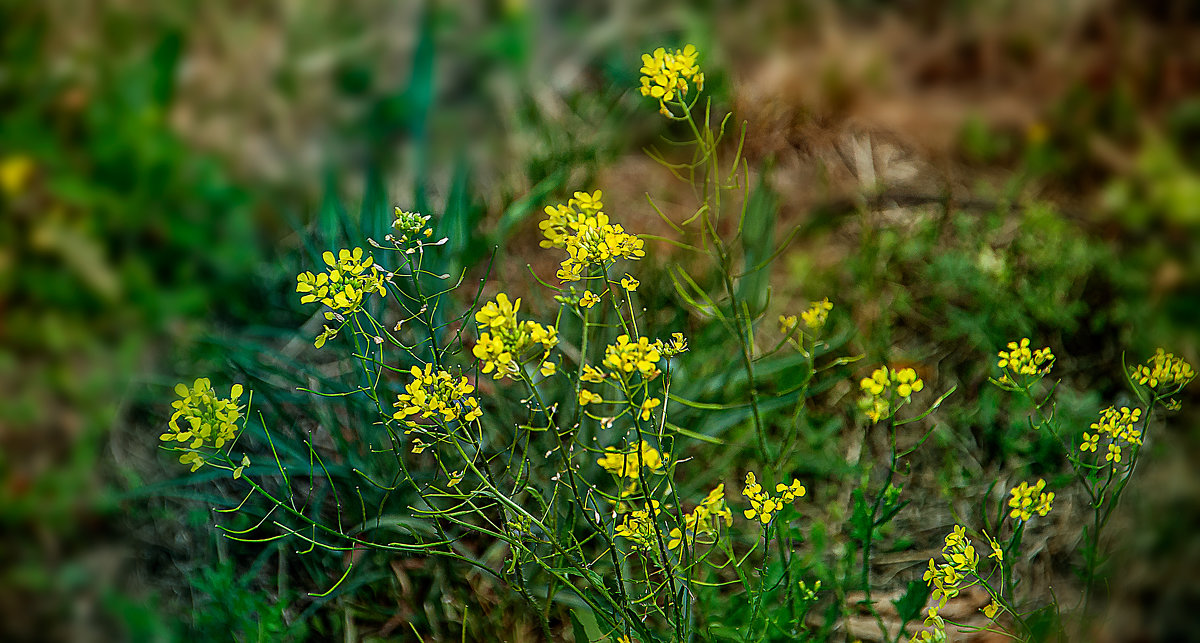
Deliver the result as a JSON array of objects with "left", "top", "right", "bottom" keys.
[
  {"left": 597, "top": 441, "right": 665, "bottom": 479},
  {"left": 160, "top": 379, "right": 247, "bottom": 471},
  {"left": 471, "top": 293, "right": 558, "bottom": 380},
  {"left": 668, "top": 483, "right": 732, "bottom": 550},
  {"left": 1130, "top": 348, "right": 1195, "bottom": 392},
  {"left": 638, "top": 45, "right": 704, "bottom": 116},
  {"left": 996, "top": 338, "right": 1055, "bottom": 385},
  {"left": 394, "top": 364, "right": 482, "bottom": 426},
  {"left": 1008, "top": 479, "right": 1054, "bottom": 521},
  {"left": 296, "top": 248, "right": 388, "bottom": 327},
  {"left": 857, "top": 365, "right": 925, "bottom": 423},
  {"left": 741, "top": 471, "right": 805, "bottom": 525}
]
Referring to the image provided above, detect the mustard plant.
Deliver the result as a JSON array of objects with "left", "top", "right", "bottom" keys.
[{"left": 158, "top": 42, "right": 1195, "bottom": 643}]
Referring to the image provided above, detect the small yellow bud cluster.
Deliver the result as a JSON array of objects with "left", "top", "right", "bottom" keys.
[
  {"left": 393, "top": 364, "right": 482, "bottom": 426},
  {"left": 596, "top": 440, "right": 666, "bottom": 480},
  {"left": 471, "top": 293, "right": 558, "bottom": 380},
  {"left": 160, "top": 378, "right": 246, "bottom": 472},
  {"left": 996, "top": 338, "right": 1054, "bottom": 384},
  {"left": 922, "top": 526, "right": 978, "bottom": 630},
  {"left": 392, "top": 208, "right": 434, "bottom": 244},
  {"left": 741, "top": 471, "right": 806, "bottom": 525},
  {"left": 857, "top": 366, "right": 925, "bottom": 423},
  {"left": 615, "top": 500, "right": 662, "bottom": 550},
  {"left": 801, "top": 298, "right": 833, "bottom": 330},
  {"left": 1008, "top": 479, "right": 1054, "bottom": 521},
  {"left": 638, "top": 45, "right": 704, "bottom": 116},
  {"left": 780, "top": 298, "right": 834, "bottom": 338},
  {"left": 1130, "top": 348, "right": 1195, "bottom": 390},
  {"left": 668, "top": 484, "right": 733, "bottom": 550},
  {"left": 1081, "top": 406, "right": 1142, "bottom": 462}
]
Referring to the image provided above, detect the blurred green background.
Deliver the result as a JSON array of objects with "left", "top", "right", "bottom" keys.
[{"left": 1, "top": 0, "right": 1198, "bottom": 640}]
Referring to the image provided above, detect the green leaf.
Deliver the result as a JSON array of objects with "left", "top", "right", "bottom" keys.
[
  {"left": 569, "top": 608, "right": 605, "bottom": 643},
  {"left": 892, "top": 580, "right": 930, "bottom": 624}
]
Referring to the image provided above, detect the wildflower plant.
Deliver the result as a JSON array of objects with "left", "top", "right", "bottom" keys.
[{"left": 157, "top": 40, "right": 1196, "bottom": 643}]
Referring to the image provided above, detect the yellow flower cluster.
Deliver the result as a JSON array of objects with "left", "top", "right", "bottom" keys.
[
  {"left": 1, "top": 155, "right": 34, "bottom": 196},
  {"left": 780, "top": 298, "right": 834, "bottom": 335},
  {"left": 393, "top": 364, "right": 482, "bottom": 426},
  {"left": 1081, "top": 406, "right": 1143, "bottom": 462},
  {"left": 1130, "top": 348, "right": 1195, "bottom": 390},
  {"left": 668, "top": 484, "right": 732, "bottom": 550},
  {"left": 539, "top": 190, "right": 605, "bottom": 249},
  {"left": 858, "top": 366, "right": 925, "bottom": 423},
  {"left": 539, "top": 189, "right": 645, "bottom": 282},
  {"left": 471, "top": 293, "right": 558, "bottom": 379},
  {"left": 160, "top": 378, "right": 245, "bottom": 472},
  {"left": 579, "top": 334, "right": 673, "bottom": 419},
  {"left": 638, "top": 45, "right": 704, "bottom": 115},
  {"left": 922, "top": 526, "right": 978, "bottom": 630},
  {"left": 996, "top": 338, "right": 1055, "bottom": 382},
  {"left": 596, "top": 441, "right": 665, "bottom": 479},
  {"left": 297, "top": 248, "right": 388, "bottom": 313},
  {"left": 741, "top": 472, "right": 806, "bottom": 525},
  {"left": 1008, "top": 479, "right": 1054, "bottom": 521},
  {"left": 799, "top": 298, "right": 834, "bottom": 331},
  {"left": 392, "top": 208, "right": 434, "bottom": 245},
  {"left": 603, "top": 334, "right": 663, "bottom": 379},
  {"left": 615, "top": 500, "right": 662, "bottom": 550},
  {"left": 555, "top": 220, "right": 646, "bottom": 282}
]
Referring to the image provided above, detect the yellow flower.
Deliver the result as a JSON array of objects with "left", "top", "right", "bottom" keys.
[
  {"left": 393, "top": 364, "right": 482, "bottom": 425},
  {"left": 996, "top": 338, "right": 1055, "bottom": 383},
  {"left": 983, "top": 601, "right": 1001, "bottom": 619},
  {"left": 602, "top": 334, "right": 662, "bottom": 379},
  {"left": 1008, "top": 479, "right": 1053, "bottom": 521},
  {"left": 741, "top": 471, "right": 805, "bottom": 525},
  {"left": 638, "top": 396, "right": 661, "bottom": 421},
  {"left": 800, "top": 298, "right": 833, "bottom": 330},
  {"left": 540, "top": 361, "right": 557, "bottom": 377},
  {"left": 581, "top": 364, "right": 607, "bottom": 383},
  {"left": 597, "top": 441, "right": 665, "bottom": 479},
  {"left": 472, "top": 293, "right": 558, "bottom": 380},
  {"left": 669, "top": 484, "right": 732, "bottom": 551},
  {"left": 580, "top": 290, "right": 600, "bottom": 309},
  {"left": 539, "top": 190, "right": 605, "bottom": 249},
  {"left": 0, "top": 155, "right": 34, "bottom": 196},
  {"left": 1106, "top": 443, "right": 1122, "bottom": 463},
  {"left": 160, "top": 379, "right": 247, "bottom": 472},
  {"left": 638, "top": 45, "right": 704, "bottom": 115},
  {"left": 1080, "top": 432, "right": 1099, "bottom": 453},
  {"left": 857, "top": 365, "right": 924, "bottom": 423},
  {"left": 1130, "top": 348, "right": 1195, "bottom": 390},
  {"left": 620, "top": 274, "right": 640, "bottom": 292},
  {"left": 296, "top": 248, "right": 388, "bottom": 322},
  {"left": 579, "top": 389, "right": 602, "bottom": 406},
  {"left": 615, "top": 500, "right": 662, "bottom": 550}
]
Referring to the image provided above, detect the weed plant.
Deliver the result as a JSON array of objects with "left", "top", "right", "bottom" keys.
[{"left": 159, "top": 44, "right": 1195, "bottom": 642}]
